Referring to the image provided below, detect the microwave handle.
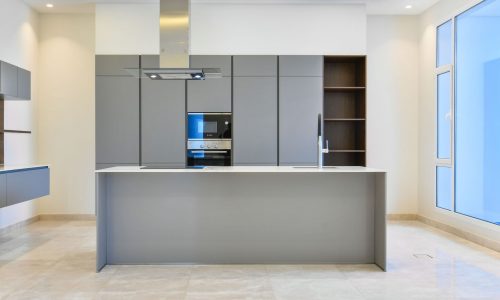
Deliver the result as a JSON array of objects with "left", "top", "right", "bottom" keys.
[{"left": 190, "top": 150, "right": 229, "bottom": 154}]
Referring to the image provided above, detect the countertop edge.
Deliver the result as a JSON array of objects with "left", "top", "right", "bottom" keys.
[
  {"left": 95, "top": 166, "right": 387, "bottom": 174},
  {"left": 0, "top": 165, "right": 50, "bottom": 174}
]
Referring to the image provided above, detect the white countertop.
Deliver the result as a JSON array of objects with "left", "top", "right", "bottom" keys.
[
  {"left": 0, "top": 165, "right": 49, "bottom": 174},
  {"left": 95, "top": 166, "right": 385, "bottom": 173}
]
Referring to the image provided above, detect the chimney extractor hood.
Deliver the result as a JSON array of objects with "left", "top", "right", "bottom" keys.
[{"left": 126, "top": 0, "right": 221, "bottom": 80}]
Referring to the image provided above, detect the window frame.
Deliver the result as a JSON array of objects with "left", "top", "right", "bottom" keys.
[
  {"left": 435, "top": 18, "right": 455, "bottom": 212},
  {"left": 434, "top": 0, "right": 500, "bottom": 226}
]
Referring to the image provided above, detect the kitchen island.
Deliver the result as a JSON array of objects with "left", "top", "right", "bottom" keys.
[{"left": 95, "top": 166, "right": 386, "bottom": 271}]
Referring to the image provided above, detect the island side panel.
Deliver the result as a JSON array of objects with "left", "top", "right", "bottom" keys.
[
  {"left": 374, "top": 172, "right": 387, "bottom": 271},
  {"left": 96, "top": 173, "right": 107, "bottom": 272},
  {"left": 105, "top": 172, "right": 377, "bottom": 265}
]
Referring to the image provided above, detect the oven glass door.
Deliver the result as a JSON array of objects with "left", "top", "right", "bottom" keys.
[
  {"left": 188, "top": 114, "right": 231, "bottom": 139},
  {"left": 187, "top": 150, "right": 231, "bottom": 166}
]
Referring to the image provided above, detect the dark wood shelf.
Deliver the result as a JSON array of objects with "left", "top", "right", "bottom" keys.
[
  {"left": 324, "top": 87, "right": 366, "bottom": 92},
  {"left": 324, "top": 118, "right": 365, "bottom": 121},
  {"left": 1, "top": 130, "right": 32, "bottom": 134},
  {"left": 323, "top": 56, "right": 366, "bottom": 167}
]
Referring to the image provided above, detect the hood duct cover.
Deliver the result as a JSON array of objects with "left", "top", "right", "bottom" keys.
[{"left": 128, "top": 0, "right": 221, "bottom": 80}]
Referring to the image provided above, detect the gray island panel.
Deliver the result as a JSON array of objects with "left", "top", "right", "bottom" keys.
[{"left": 96, "top": 168, "right": 386, "bottom": 271}]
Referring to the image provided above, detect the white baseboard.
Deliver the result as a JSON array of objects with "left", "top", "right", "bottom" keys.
[
  {"left": 417, "top": 215, "right": 500, "bottom": 253},
  {"left": 39, "top": 214, "right": 96, "bottom": 221},
  {"left": 387, "top": 214, "right": 418, "bottom": 220}
]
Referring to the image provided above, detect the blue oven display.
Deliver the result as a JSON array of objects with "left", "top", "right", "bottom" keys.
[{"left": 188, "top": 113, "right": 231, "bottom": 139}]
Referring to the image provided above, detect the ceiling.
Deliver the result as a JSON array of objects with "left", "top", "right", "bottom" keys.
[{"left": 23, "top": 0, "right": 442, "bottom": 15}]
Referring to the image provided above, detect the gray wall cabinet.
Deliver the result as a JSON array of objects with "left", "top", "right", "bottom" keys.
[
  {"left": 141, "top": 55, "right": 160, "bottom": 68},
  {"left": 233, "top": 55, "right": 278, "bottom": 166},
  {"left": 233, "top": 56, "right": 277, "bottom": 77},
  {"left": 188, "top": 55, "right": 232, "bottom": 112},
  {"left": 279, "top": 59, "right": 323, "bottom": 165},
  {"left": 233, "top": 77, "right": 278, "bottom": 165},
  {"left": 17, "top": 68, "right": 31, "bottom": 100},
  {"left": 95, "top": 55, "right": 139, "bottom": 76},
  {"left": 96, "top": 75, "right": 140, "bottom": 165},
  {"left": 0, "top": 61, "right": 18, "bottom": 97},
  {"left": 6, "top": 168, "right": 50, "bottom": 207},
  {"left": 0, "top": 174, "right": 6, "bottom": 208},
  {"left": 142, "top": 76, "right": 186, "bottom": 166},
  {"left": 188, "top": 77, "right": 231, "bottom": 112},
  {"left": 279, "top": 55, "right": 323, "bottom": 77},
  {"left": 0, "top": 61, "right": 31, "bottom": 100},
  {"left": 190, "top": 55, "right": 232, "bottom": 77},
  {"left": 95, "top": 55, "right": 140, "bottom": 166}
]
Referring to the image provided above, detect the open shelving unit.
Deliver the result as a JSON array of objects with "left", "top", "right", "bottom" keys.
[{"left": 323, "top": 56, "right": 366, "bottom": 166}]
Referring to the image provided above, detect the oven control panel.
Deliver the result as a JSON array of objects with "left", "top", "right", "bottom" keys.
[{"left": 187, "top": 140, "right": 232, "bottom": 150}]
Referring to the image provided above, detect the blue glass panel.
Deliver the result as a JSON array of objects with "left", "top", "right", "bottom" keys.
[
  {"left": 437, "top": 167, "right": 452, "bottom": 210},
  {"left": 437, "top": 72, "right": 451, "bottom": 159},
  {"left": 455, "top": 0, "right": 500, "bottom": 225},
  {"left": 437, "top": 20, "right": 452, "bottom": 67},
  {"left": 187, "top": 114, "right": 204, "bottom": 139}
]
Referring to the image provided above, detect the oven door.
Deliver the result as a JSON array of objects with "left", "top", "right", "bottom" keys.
[
  {"left": 187, "top": 149, "right": 232, "bottom": 166},
  {"left": 187, "top": 113, "right": 231, "bottom": 139}
]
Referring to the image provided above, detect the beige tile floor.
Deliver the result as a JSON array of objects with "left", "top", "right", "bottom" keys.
[{"left": 0, "top": 220, "right": 499, "bottom": 300}]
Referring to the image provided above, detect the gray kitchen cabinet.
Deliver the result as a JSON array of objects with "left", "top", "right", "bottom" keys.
[
  {"left": 6, "top": 168, "right": 50, "bottom": 206},
  {"left": 233, "top": 77, "right": 277, "bottom": 165},
  {"left": 233, "top": 56, "right": 277, "bottom": 77},
  {"left": 0, "top": 61, "right": 18, "bottom": 97},
  {"left": 0, "top": 61, "right": 31, "bottom": 99},
  {"left": 141, "top": 55, "right": 159, "bottom": 68},
  {"left": 187, "top": 55, "right": 232, "bottom": 112},
  {"left": 187, "top": 77, "right": 231, "bottom": 112},
  {"left": 279, "top": 55, "right": 323, "bottom": 77},
  {"left": 189, "top": 55, "right": 232, "bottom": 77},
  {"left": 17, "top": 68, "right": 31, "bottom": 99},
  {"left": 279, "top": 76, "right": 323, "bottom": 166},
  {"left": 95, "top": 55, "right": 139, "bottom": 76},
  {"left": 0, "top": 174, "right": 6, "bottom": 208},
  {"left": 95, "top": 76, "right": 140, "bottom": 165},
  {"left": 142, "top": 79, "right": 186, "bottom": 166}
]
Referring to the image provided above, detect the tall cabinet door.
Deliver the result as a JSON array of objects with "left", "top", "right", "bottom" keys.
[
  {"left": 279, "top": 56, "right": 323, "bottom": 166},
  {"left": 95, "top": 76, "right": 140, "bottom": 165},
  {"left": 95, "top": 55, "right": 140, "bottom": 167},
  {"left": 233, "top": 55, "right": 278, "bottom": 166},
  {"left": 233, "top": 77, "right": 277, "bottom": 165},
  {"left": 187, "top": 55, "right": 232, "bottom": 112},
  {"left": 142, "top": 78, "right": 186, "bottom": 166}
]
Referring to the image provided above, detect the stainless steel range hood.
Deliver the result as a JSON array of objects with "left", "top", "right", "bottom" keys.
[{"left": 131, "top": 0, "right": 221, "bottom": 80}]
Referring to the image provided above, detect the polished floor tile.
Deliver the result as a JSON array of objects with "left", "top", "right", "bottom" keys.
[{"left": 0, "top": 220, "right": 498, "bottom": 299}]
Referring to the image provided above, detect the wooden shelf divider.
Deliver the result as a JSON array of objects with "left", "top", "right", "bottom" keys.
[
  {"left": 324, "top": 118, "right": 365, "bottom": 121},
  {"left": 324, "top": 87, "right": 366, "bottom": 92}
]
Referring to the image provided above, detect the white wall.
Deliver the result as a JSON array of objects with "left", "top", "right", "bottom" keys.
[
  {"left": 95, "top": 3, "right": 366, "bottom": 55},
  {"left": 190, "top": 3, "right": 366, "bottom": 55},
  {"left": 366, "top": 15, "right": 419, "bottom": 214},
  {"left": 37, "top": 14, "right": 95, "bottom": 215},
  {"left": 418, "top": 0, "right": 500, "bottom": 241},
  {"left": 95, "top": 4, "right": 158, "bottom": 55},
  {"left": 0, "top": 0, "right": 39, "bottom": 229}
]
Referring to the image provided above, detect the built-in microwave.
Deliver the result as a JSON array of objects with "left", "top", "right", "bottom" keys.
[{"left": 187, "top": 113, "right": 231, "bottom": 140}]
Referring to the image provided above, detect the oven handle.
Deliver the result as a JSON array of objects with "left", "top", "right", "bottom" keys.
[{"left": 190, "top": 150, "right": 229, "bottom": 154}]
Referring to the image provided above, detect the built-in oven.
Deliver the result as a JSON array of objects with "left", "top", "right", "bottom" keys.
[
  {"left": 187, "top": 113, "right": 231, "bottom": 139},
  {"left": 187, "top": 140, "right": 232, "bottom": 166}
]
